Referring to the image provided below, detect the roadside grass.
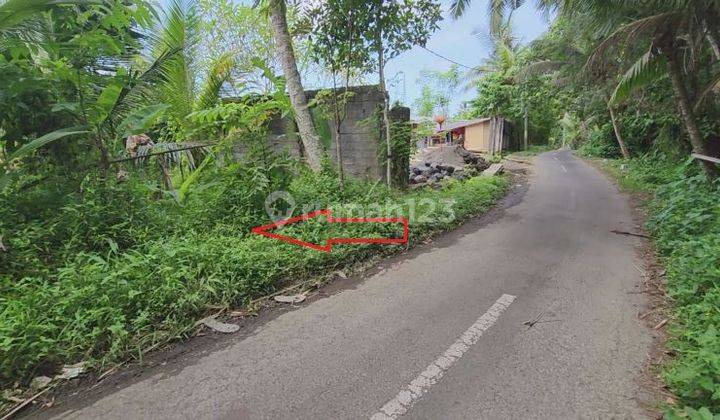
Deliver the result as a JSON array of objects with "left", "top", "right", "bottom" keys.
[
  {"left": 0, "top": 165, "right": 508, "bottom": 406},
  {"left": 590, "top": 154, "right": 720, "bottom": 416}
]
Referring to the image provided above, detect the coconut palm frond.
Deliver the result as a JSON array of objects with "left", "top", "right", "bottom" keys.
[
  {"left": 488, "top": 0, "right": 525, "bottom": 35},
  {"left": 0, "top": 0, "right": 96, "bottom": 32},
  {"left": 195, "top": 53, "right": 235, "bottom": 111},
  {"left": 610, "top": 49, "right": 667, "bottom": 104},
  {"left": 135, "top": 142, "right": 209, "bottom": 170},
  {"left": 585, "top": 12, "right": 679, "bottom": 73},
  {"left": 103, "top": 46, "right": 183, "bottom": 135},
  {"left": 150, "top": 0, "right": 200, "bottom": 122},
  {"left": 514, "top": 60, "right": 564, "bottom": 81},
  {"left": 693, "top": 71, "right": 720, "bottom": 111},
  {"left": 449, "top": 0, "right": 473, "bottom": 19}
]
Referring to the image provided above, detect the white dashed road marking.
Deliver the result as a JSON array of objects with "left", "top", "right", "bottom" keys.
[
  {"left": 560, "top": 164, "right": 568, "bottom": 173},
  {"left": 370, "top": 294, "right": 516, "bottom": 419}
]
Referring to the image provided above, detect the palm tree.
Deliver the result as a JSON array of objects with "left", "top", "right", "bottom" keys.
[
  {"left": 517, "top": 16, "right": 633, "bottom": 158},
  {"left": 0, "top": 0, "right": 173, "bottom": 172},
  {"left": 148, "top": 0, "right": 235, "bottom": 139},
  {"left": 267, "top": 0, "right": 323, "bottom": 171},
  {"left": 464, "top": 20, "right": 520, "bottom": 89},
  {"left": 580, "top": 0, "right": 720, "bottom": 178},
  {"left": 450, "top": 0, "right": 556, "bottom": 27}
]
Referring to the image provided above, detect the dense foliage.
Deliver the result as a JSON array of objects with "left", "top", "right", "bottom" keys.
[
  {"left": 0, "top": 0, "right": 501, "bottom": 402},
  {"left": 596, "top": 157, "right": 720, "bottom": 416},
  {"left": 0, "top": 153, "right": 507, "bottom": 384},
  {"left": 4, "top": 0, "right": 720, "bottom": 416}
]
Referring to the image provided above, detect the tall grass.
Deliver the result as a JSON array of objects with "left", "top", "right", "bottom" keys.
[{"left": 0, "top": 157, "right": 508, "bottom": 386}]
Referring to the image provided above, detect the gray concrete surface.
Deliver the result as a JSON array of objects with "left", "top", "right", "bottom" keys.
[{"left": 44, "top": 150, "right": 652, "bottom": 419}]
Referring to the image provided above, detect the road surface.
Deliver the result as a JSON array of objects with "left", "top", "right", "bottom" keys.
[{"left": 43, "top": 150, "right": 652, "bottom": 419}]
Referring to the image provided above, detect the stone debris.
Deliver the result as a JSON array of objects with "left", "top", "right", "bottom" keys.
[
  {"left": 273, "top": 293, "right": 307, "bottom": 304},
  {"left": 30, "top": 376, "right": 52, "bottom": 391},
  {"left": 409, "top": 146, "right": 490, "bottom": 185},
  {"left": 200, "top": 316, "right": 240, "bottom": 333},
  {"left": 482, "top": 163, "right": 504, "bottom": 177},
  {"left": 56, "top": 362, "right": 85, "bottom": 380}
]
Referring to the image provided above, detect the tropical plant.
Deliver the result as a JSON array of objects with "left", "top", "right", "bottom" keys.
[
  {"left": 367, "top": 0, "right": 442, "bottom": 186},
  {"left": 149, "top": 0, "right": 236, "bottom": 142},
  {"left": 572, "top": 0, "right": 720, "bottom": 177},
  {"left": 266, "top": 0, "right": 325, "bottom": 171},
  {"left": 0, "top": 0, "right": 159, "bottom": 179}
]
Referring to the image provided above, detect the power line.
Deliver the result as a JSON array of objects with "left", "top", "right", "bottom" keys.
[{"left": 418, "top": 45, "right": 479, "bottom": 70}]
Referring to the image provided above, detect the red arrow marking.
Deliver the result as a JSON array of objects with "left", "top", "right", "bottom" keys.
[{"left": 251, "top": 209, "right": 409, "bottom": 252}]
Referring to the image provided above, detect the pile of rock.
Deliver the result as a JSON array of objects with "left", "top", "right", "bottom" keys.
[
  {"left": 455, "top": 147, "right": 490, "bottom": 171},
  {"left": 409, "top": 148, "right": 490, "bottom": 185},
  {"left": 409, "top": 162, "right": 457, "bottom": 184}
]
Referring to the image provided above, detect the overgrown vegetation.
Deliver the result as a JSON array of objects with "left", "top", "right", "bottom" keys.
[
  {"left": 0, "top": 0, "right": 450, "bottom": 402},
  {"left": 0, "top": 151, "right": 508, "bottom": 385},
  {"left": 595, "top": 156, "right": 720, "bottom": 416},
  {"left": 4, "top": 0, "right": 720, "bottom": 416}
]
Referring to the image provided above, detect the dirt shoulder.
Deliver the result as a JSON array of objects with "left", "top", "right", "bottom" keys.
[{"left": 584, "top": 156, "right": 675, "bottom": 416}]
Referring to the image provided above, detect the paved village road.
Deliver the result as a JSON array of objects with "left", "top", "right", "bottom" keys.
[{"left": 42, "top": 150, "right": 652, "bottom": 419}]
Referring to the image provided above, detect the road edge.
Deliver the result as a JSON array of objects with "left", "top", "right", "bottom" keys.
[
  {"left": 582, "top": 155, "right": 675, "bottom": 416},
  {"left": 21, "top": 168, "right": 531, "bottom": 419}
]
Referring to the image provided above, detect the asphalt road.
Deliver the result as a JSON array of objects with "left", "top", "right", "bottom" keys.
[{"left": 44, "top": 150, "right": 652, "bottom": 419}]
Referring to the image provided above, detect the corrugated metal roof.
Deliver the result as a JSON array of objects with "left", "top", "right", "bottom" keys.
[{"left": 436, "top": 118, "right": 491, "bottom": 132}]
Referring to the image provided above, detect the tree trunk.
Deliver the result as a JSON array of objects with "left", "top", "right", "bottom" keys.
[
  {"left": 93, "top": 133, "right": 110, "bottom": 171},
  {"left": 332, "top": 74, "right": 345, "bottom": 190},
  {"left": 334, "top": 117, "right": 344, "bottom": 188},
  {"left": 664, "top": 44, "right": 719, "bottom": 178},
  {"left": 607, "top": 104, "right": 630, "bottom": 159},
  {"left": 376, "top": 2, "right": 392, "bottom": 187},
  {"left": 703, "top": 15, "right": 720, "bottom": 61},
  {"left": 706, "top": 32, "right": 720, "bottom": 61},
  {"left": 268, "top": 0, "right": 323, "bottom": 171},
  {"left": 379, "top": 57, "right": 392, "bottom": 187},
  {"left": 523, "top": 105, "right": 528, "bottom": 151}
]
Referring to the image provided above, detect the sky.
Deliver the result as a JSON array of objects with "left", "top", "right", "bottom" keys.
[{"left": 383, "top": 0, "right": 550, "bottom": 117}]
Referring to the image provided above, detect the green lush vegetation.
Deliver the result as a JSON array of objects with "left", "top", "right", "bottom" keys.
[
  {"left": 3, "top": 0, "right": 720, "bottom": 416},
  {"left": 595, "top": 157, "right": 720, "bottom": 418},
  {"left": 0, "top": 151, "right": 507, "bottom": 386},
  {"left": 0, "top": 0, "right": 489, "bottom": 410}
]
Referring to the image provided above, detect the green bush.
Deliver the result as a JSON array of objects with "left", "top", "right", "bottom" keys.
[
  {"left": 648, "top": 175, "right": 720, "bottom": 412},
  {"left": 618, "top": 157, "right": 720, "bottom": 414},
  {"left": 0, "top": 174, "right": 180, "bottom": 279},
  {"left": 578, "top": 123, "right": 621, "bottom": 158},
  {"left": 0, "top": 163, "right": 508, "bottom": 384}
]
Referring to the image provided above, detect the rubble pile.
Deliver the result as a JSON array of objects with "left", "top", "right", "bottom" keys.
[{"left": 409, "top": 146, "right": 490, "bottom": 185}]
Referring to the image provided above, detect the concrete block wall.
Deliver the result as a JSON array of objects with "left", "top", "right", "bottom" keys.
[{"left": 231, "top": 85, "right": 409, "bottom": 182}]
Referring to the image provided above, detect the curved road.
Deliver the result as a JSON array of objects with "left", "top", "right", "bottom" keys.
[{"left": 45, "top": 150, "right": 652, "bottom": 419}]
